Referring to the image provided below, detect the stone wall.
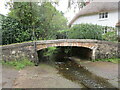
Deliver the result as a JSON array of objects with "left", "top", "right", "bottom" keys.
[
  {"left": 1, "top": 39, "right": 119, "bottom": 63},
  {"left": 95, "top": 41, "right": 118, "bottom": 59},
  {"left": 1, "top": 42, "right": 35, "bottom": 62}
]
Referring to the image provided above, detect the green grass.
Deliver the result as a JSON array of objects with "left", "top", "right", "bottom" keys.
[
  {"left": 92, "top": 58, "right": 120, "bottom": 63},
  {"left": 1, "top": 58, "right": 34, "bottom": 70}
]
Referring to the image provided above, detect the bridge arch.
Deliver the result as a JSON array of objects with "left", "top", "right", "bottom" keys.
[
  {"left": 36, "top": 42, "right": 97, "bottom": 50},
  {"left": 37, "top": 46, "right": 93, "bottom": 63},
  {"left": 36, "top": 41, "right": 98, "bottom": 60}
]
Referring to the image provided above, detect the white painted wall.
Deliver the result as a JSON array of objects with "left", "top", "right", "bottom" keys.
[{"left": 73, "top": 10, "right": 118, "bottom": 27}]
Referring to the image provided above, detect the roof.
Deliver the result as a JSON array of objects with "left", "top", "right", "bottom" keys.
[{"left": 69, "top": 0, "right": 119, "bottom": 27}]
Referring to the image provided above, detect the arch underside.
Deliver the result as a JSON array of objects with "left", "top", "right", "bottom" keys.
[
  {"left": 37, "top": 42, "right": 97, "bottom": 51},
  {"left": 36, "top": 42, "right": 98, "bottom": 60}
]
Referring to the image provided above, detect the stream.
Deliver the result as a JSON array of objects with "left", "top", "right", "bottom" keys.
[{"left": 55, "top": 58, "right": 118, "bottom": 88}]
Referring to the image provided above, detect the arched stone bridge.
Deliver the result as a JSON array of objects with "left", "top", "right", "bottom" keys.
[{"left": 2, "top": 39, "right": 119, "bottom": 62}]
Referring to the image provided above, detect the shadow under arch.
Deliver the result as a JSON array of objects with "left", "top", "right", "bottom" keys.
[{"left": 37, "top": 46, "right": 93, "bottom": 63}]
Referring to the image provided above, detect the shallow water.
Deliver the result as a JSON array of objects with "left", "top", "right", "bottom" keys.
[{"left": 56, "top": 60, "right": 117, "bottom": 88}]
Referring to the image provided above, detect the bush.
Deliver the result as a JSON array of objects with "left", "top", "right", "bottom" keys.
[
  {"left": 43, "top": 47, "right": 58, "bottom": 57},
  {"left": 56, "top": 29, "right": 69, "bottom": 39},
  {"left": 102, "top": 31, "right": 117, "bottom": 41},
  {"left": 2, "top": 17, "right": 33, "bottom": 45},
  {"left": 67, "top": 24, "right": 103, "bottom": 40}
]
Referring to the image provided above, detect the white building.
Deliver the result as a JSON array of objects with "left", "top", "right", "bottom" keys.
[{"left": 69, "top": 0, "right": 120, "bottom": 33}]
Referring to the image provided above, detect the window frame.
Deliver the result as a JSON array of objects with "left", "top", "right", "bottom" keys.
[{"left": 99, "top": 12, "right": 108, "bottom": 19}]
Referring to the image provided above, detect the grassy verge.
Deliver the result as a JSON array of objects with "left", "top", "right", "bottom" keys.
[
  {"left": 1, "top": 58, "right": 34, "bottom": 70},
  {"left": 92, "top": 58, "right": 120, "bottom": 63}
]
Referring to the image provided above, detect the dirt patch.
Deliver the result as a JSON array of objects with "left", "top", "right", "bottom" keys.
[{"left": 2, "top": 65, "right": 19, "bottom": 88}]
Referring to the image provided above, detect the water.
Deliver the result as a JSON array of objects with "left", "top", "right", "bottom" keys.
[{"left": 56, "top": 60, "right": 118, "bottom": 88}]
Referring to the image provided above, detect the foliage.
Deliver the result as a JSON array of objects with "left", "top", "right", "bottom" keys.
[
  {"left": 42, "top": 47, "right": 60, "bottom": 63},
  {"left": 55, "top": 29, "right": 69, "bottom": 39},
  {"left": 57, "top": 24, "right": 103, "bottom": 40},
  {"left": 38, "top": 2, "right": 68, "bottom": 39},
  {"left": 92, "top": 58, "right": 120, "bottom": 63},
  {"left": 43, "top": 47, "right": 58, "bottom": 59},
  {"left": 102, "top": 31, "right": 117, "bottom": 41},
  {"left": 2, "top": 57, "right": 34, "bottom": 70},
  {"left": 2, "top": 17, "right": 32, "bottom": 45},
  {"left": 68, "top": 24, "right": 103, "bottom": 39},
  {"left": 2, "top": 2, "right": 68, "bottom": 45},
  {"left": 43, "top": 47, "right": 58, "bottom": 57},
  {"left": 8, "top": 2, "right": 40, "bottom": 26},
  {"left": 67, "top": 0, "right": 87, "bottom": 10}
]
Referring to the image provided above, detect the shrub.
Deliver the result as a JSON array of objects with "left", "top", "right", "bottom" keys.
[
  {"left": 67, "top": 24, "right": 103, "bottom": 40},
  {"left": 102, "top": 31, "right": 117, "bottom": 41},
  {"left": 56, "top": 29, "right": 69, "bottom": 39}
]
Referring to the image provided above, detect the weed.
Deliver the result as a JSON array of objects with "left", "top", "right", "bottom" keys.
[
  {"left": 2, "top": 57, "right": 34, "bottom": 70},
  {"left": 92, "top": 58, "right": 120, "bottom": 63}
]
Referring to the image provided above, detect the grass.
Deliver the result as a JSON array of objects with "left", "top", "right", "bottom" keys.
[
  {"left": 1, "top": 57, "right": 34, "bottom": 70},
  {"left": 92, "top": 58, "right": 120, "bottom": 63}
]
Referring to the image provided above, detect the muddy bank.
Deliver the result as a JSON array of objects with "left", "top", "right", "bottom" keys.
[{"left": 2, "top": 64, "right": 85, "bottom": 88}]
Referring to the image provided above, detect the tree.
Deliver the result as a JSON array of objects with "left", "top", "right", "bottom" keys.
[
  {"left": 8, "top": 2, "right": 41, "bottom": 41},
  {"left": 38, "top": 2, "right": 68, "bottom": 39},
  {"left": 2, "top": 2, "right": 68, "bottom": 45}
]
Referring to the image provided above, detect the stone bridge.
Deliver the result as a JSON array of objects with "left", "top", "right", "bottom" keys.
[{"left": 1, "top": 39, "right": 119, "bottom": 63}]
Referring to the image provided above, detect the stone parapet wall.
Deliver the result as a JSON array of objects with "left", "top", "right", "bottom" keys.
[{"left": 1, "top": 42, "right": 35, "bottom": 62}]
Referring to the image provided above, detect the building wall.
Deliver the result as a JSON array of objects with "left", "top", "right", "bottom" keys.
[{"left": 73, "top": 10, "right": 118, "bottom": 27}]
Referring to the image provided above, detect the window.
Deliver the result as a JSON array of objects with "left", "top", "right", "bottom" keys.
[
  {"left": 105, "top": 12, "right": 108, "bottom": 18},
  {"left": 102, "top": 13, "right": 104, "bottom": 18},
  {"left": 99, "top": 12, "right": 108, "bottom": 19},
  {"left": 99, "top": 13, "right": 102, "bottom": 18}
]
